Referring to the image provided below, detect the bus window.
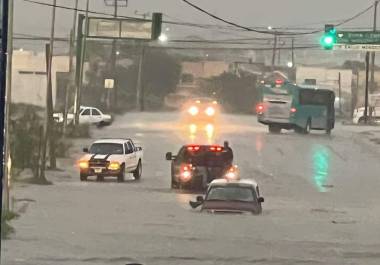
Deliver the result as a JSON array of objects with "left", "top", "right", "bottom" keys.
[{"left": 299, "top": 90, "right": 332, "bottom": 106}]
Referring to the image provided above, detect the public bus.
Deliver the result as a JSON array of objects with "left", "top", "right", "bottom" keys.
[{"left": 256, "top": 78, "right": 335, "bottom": 135}]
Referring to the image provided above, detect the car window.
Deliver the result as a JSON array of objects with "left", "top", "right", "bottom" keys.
[
  {"left": 207, "top": 186, "right": 255, "bottom": 202},
  {"left": 126, "top": 142, "right": 133, "bottom": 153},
  {"left": 89, "top": 143, "right": 123, "bottom": 155},
  {"left": 81, "top": 109, "right": 91, "bottom": 116},
  {"left": 92, "top": 109, "right": 101, "bottom": 116}
]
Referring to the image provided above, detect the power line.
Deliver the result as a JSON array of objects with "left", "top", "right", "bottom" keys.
[{"left": 181, "top": 0, "right": 374, "bottom": 35}]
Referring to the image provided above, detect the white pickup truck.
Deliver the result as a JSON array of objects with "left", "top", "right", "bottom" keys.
[
  {"left": 78, "top": 138, "right": 143, "bottom": 182},
  {"left": 53, "top": 106, "right": 112, "bottom": 126}
]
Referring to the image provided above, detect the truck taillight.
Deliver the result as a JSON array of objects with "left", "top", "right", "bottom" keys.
[
  {"left": 210, "top": 145, "right": 223, "bottom": 152},
  {"left": 256, "top": 103, "right": 264, "bottom": 114},
  {"left": 290, "top": 107, "right": 297, "bottom": 113},
  {"left": 180, "top": 164, "right": 192, "bottom": 182},
  {"left": 187, "top": 145, "right": 200, "bottom": 152}
]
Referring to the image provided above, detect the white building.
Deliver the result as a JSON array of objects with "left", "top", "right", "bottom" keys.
[{"left": 11, "top": 50, "right": 70, "bottom": 107}]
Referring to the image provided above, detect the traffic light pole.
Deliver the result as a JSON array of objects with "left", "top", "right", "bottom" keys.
[{"left": 365, "top": 52, "right": 370, "bottom": 124}]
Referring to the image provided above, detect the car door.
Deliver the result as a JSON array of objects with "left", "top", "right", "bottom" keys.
[
  {"left": 79, "top": 108, "right": 91, "bottom": 124},
  {"left": 91, "top": 108, "right": 103, "bottom": 124},
  {"left": 128, "top": 141, "right": 138, "bottom": 167}
]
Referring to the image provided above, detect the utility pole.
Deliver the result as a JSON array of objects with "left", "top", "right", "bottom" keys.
[
  {"left": 63, "top": 0, "right": 78, "bottom": 135},
  {"left": 370, "top": 0, "right": 379, "bottom": 93},
  {"left": 0, "top": 0, "right": 9, "bottom": 251},
  {"left": 40, "top": 0, "right": 57, "bottom": 180},
  {"left": 74, "top": 0, "right": 90, "bottom": 125},
  {"left": 277, "top": 38, "right": 282, "bottom": 65},
  {"left": 271, "top": 33, "right": 277, "bottom": 70},
  {"left": 338, "top": 72, "right": 342, "bottom": 114},
  {"left": 4, "top": 0, "right": 14, "bottom": 212},
  {"left": 136, "top": 45, "right": 145, "bottom": 111},
  {"left": 291, "top": 38, "right": 295, "bottom": 67},
  {"left": 364, "top": 52, "right": 370, "bottom": 124},
  {"left": 109, "top": 0, "right": 118, "bottom": 111}
]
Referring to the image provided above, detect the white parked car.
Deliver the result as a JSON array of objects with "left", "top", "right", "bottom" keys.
[
  {"left": 352, "top": 106, "right": 380, "bottom": 124},
  {"left": 78, "top": 138, "right": 143, "bottom": 182},
  {"left": 53, "top": 106, "right": 112, "bottom": 126}
]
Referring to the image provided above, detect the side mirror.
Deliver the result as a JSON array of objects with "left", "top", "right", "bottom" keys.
[
  {"left": 165, "top": 152, "right": 173, "bottom": 160},
  {"left": 134, "top": 146, "right": 142, "bottom": 152},
  {"left": 83, "top": 147, "right": 89, "bottom": 153},
  {"left": 258, "top": 197, "right": 264, "bottom": 203}
]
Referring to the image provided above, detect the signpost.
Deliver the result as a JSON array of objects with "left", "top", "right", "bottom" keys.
[
  {"left": 330, "top": 30, "right": 380, "bottom": 123},
  {"left": 336, "top": 31, "right": 380, "bottom": 45}
]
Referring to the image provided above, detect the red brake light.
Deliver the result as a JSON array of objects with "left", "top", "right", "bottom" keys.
[
  {"left": 256, "top": 103, "right": 264, "bottom": 114},
  {"left": 275, "top": 79, "right": 284, "bottom": 85},
  {"left": 290, "top": 107, "right": 297, "bottom": 113},
  {"left": 187, "top": 145, "right": 200, "bottom": 152},
  {"left": 210, "top": 145, "right": 223, "bottom": 152}
]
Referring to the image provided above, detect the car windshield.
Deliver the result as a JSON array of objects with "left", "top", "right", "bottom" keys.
[
  {"left": 207, "top": 186, "right": 255, "bottom": 202},
  {"left": 4, "top": 1, "right": 380, "bottom": 264},
  {"left": 89, "top": 143, "right": 123, "bottom": 155}
]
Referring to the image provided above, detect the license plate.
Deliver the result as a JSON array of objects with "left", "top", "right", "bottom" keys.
[{"left": 94, "top": 168, "right": 102, "bottom": 173}]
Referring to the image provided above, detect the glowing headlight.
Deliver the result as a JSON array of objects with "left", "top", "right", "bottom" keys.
[
  {"left": 205, "top": 106, "right": 215, "bottom": 116},
  {"left": 189, "top": 124, "right": 197, "bottom": 134},
  {"left": 108, "top": 161, "right": 121, "bottom": 170},
  {"left": 78, "top": 161, "right": 89, "bottom": 169},
  {"left": 188, "top": 106, "right": 199, "bottom": 116}
]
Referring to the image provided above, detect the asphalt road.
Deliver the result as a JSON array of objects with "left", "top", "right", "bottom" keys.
[{"left": 3, "top": 112, "right": 380, "bottom": 265}]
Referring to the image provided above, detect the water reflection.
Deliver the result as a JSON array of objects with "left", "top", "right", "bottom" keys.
[{"left": 312, "top": 145, "right": 330, "bottom": 192}]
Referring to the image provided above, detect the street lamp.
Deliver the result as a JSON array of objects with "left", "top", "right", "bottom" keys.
[
  {"left": 158, "top": 33, "right": 168, "bottom": 43},
  {"left": 287, "top": 61, "right": 293, "bottom": 68}
]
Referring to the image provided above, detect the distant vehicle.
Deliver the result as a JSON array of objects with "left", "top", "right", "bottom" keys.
[
  {"left": 183, "top": 97, "right": 220, "bottom": 124},
  {"left": 353, "top": 107, "right": 380, "bottom": 124},
  {"left": 78, "top": 138, "right": 143, "bottom": 182},
  {"left": 53, "top": 106, "right": 112, "bottom": 126},
  {"left": 189, "top": 179, "right": 264, "bottom": 215},
  {"left": 165, "top": 142, "right": 237, "bottom": 190},
  {"left": 256, "top": 78, "right": 335, "bottom": 134}
]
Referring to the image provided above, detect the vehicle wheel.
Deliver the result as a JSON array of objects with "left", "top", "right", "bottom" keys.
[
  {"left": 171, "top": 179, "right": 179, "bottom": 189},
  {"left": 358, "top": 117, "right": 365, "bottom": 124},
  {"left": 268, "top": 124, "right": 281, "bottom": 134},
  {"left": 303, "top": 119, "right": 311, "bottom": 134},
  {"left": 117, "top": 165, "right": 125, "bottom": 182},
  {"left": 133, "top": 160, "right": 142, "bottom": 180},
  {"left": 96, "top": 175, "right": 104, "bottom": 182},
  {"left": 80, "top": 173, "right": 87, "bottom": 181},
  {"left": 97, "top": 121, "right": 105, "bottom": 128}
]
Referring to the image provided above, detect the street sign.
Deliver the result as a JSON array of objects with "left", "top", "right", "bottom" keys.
[
  {"left": 336, "top": 31, "right": 380, "bottom": 45},
  {"left": 88, "top": 17, "right": 153, "bottom": 39},
  {"left": 104, "top": 79, "right": 114, "bottom": 89},
  {"left": 334, "top": 44, "right": 380, "bottom": 51}
]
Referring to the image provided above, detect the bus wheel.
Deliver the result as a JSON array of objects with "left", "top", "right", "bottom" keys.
[
  {"left": 303, "top": 119, "right": 311, "bottom": 134},
  {"left": 268, "top": 124, "right": 281, "bottom": 134}
]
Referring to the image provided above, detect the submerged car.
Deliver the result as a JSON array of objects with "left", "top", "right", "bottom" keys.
[
  {"left": 166, "top": 142, "right": 237, "bottom": 190},
  {"left": 190, "top": 179, "right": 264, "bottom": 215}
]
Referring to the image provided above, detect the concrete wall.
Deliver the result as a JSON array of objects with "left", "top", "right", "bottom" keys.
[
  {"left": 11, "top": 50, "right": 69, "bottom": 107},
  {"left": 181, "top": 61, "right": 229, "bottom": 79},
  {"left": 296, "top": 66, "right": 353, "bottom": 94}
]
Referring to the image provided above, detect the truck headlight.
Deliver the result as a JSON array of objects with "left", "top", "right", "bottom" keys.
[
  {"left": 78, "top": 161, "right": 89, "bottom": 169},
  {"left": 108, "top": 161, "right": 120, "bottom": 170}
]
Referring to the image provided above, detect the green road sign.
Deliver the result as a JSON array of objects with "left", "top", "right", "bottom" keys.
[{"left": 336, "top": 31, "right": 380, "bottom": 45}]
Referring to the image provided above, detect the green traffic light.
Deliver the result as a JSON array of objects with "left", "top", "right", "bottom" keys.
[{"left": 320, "top": 34, "right": 336, "bottom": 50}]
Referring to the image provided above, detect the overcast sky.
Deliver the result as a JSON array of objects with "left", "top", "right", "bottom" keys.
[{"left": 13, "top": 0, "right": 376, "bottom": 50}]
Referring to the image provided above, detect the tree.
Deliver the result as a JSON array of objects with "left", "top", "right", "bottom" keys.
[{"left": 201, "top": 71, "right": 258, "bottom": 113}]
